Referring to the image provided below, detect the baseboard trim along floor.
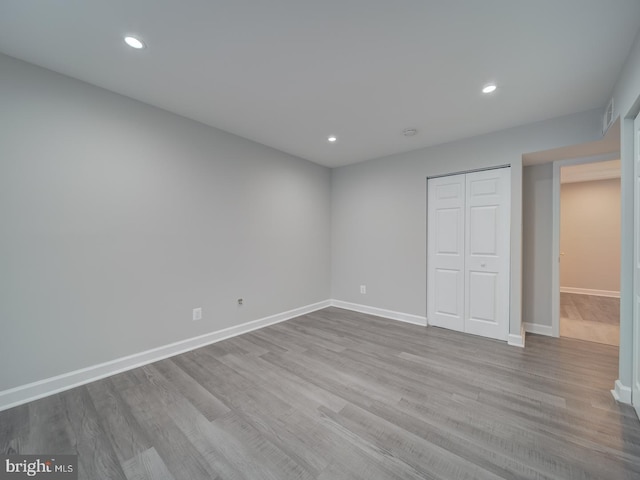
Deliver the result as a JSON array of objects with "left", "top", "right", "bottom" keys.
[
  {"left": 524, "top": 322, "right": 554, "bottom": 337},
  {"left": 507, "top": 328, "right": 525, "bottom": 348},
  {"left": 611, "top": 379, "right": 632, "bottom": 404},
  {"left": 0, "top": 300, "right": 332, "bottom": 412},
  {"left": 0, "top": 299, "right": 532, "bottom": 411},
  {"left": 560, "top": 287, "right": 620, "bottom": 298},
  {"left": 330, "top": 300, "right": 427, "bottom": 327}
]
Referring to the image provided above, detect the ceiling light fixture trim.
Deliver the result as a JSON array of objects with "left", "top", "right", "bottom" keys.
[
  {"left": 482, "top": 83, "right": 497, "bottom": 94},
  {"left": 124, "top": 36, "right": 145, "bottom": 49}
]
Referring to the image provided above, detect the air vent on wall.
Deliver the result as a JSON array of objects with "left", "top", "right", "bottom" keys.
[{"left": 603, "top": 97, "right": 614, "bottom": 135}]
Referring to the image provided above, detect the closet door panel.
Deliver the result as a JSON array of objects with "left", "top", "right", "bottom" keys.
[
  {"left": 468, "top": 271, "right": 498, "bottom": 321},
  {"left": 464, "top": 168, "right": 511, "bottom": 341},
  {"left": 427, "top": 175, "right": 466, "bottom": 332}
]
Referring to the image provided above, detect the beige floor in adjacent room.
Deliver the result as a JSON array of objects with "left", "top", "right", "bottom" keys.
[{"left": 560, "top": 292, "right": 620, "bottom": 346}]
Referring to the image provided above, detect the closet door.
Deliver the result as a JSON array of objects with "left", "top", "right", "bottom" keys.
[
  {"left": 427, "top": 174, "right": 466, "bottom": 332},
  {"left": 427, "top": 168, "right": 511, "bottom": 341},
  {"left": 464, "top": 168, "right": 511, "bottom": 341}
]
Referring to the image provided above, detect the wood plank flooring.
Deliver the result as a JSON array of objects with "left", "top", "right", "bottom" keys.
[
  {"left": 560, "top": 292, "right": 620, "bottom": 345},
  {"left": 1, "top": 307, "right": 639, "bottom": 479},
  {"left": 560, "top": 293, "right": 620, "bottom": 325}
]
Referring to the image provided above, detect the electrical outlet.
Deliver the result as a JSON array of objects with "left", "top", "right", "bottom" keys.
[
  {"left": 192, "top": 307, "right": 202, "bottom": 321},
  {"left": 360, "top": 285, "right": 366, "bottom": 294}
]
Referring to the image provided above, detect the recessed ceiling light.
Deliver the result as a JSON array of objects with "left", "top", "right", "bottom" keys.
[
  {"left": 403, "top": 128, "right": 418, "bottom": 137},
  {"left": 124, "top": 36, "right": 145, "bottom": 49},
  {"left": 327, "top": 135, "right": 337, "bottom": 142},
  {"left": 482, "top": 84, "right": 497, "bottom": 94}
]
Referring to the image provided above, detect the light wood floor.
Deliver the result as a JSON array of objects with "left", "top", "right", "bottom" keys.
[
  {"left": 560, "top": 292, "right": 620, "bottom": 345},
  {"left": 1, "top": 307, "right": 639, "bottom": 479}
]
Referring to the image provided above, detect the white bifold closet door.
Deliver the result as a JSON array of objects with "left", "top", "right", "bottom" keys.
[{"left": 427, "top": 167, "right": 511, "bottom": 341}]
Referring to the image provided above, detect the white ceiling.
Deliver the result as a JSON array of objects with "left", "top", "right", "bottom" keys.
[{"left": 1, "top": 1, "right": 639, "bottom": 168}]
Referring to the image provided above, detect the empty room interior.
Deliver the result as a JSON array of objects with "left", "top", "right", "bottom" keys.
[{"left": 2, "top": 1, "right": 640, "bottom": 479}]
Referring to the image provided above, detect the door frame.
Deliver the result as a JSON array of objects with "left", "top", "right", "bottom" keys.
[
  {"left": 633, "top": 111, "right": 640, "bottom": 419},
  {"left": 551, "top": 152, "right": 621, "bottom": 338}
]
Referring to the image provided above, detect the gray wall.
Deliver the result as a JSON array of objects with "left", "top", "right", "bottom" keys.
[
  {"left": 331, "top": 110, "right": 604, "bottom": 336},
  {"left": 0, "top": 54, "right": 331, "bottom": 391},
  {"left": 522, "top": 163, "right": 553, "bottom": 327}
]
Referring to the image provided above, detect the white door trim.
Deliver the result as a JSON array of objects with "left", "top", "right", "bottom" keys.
[
  {"left": 550, "top": 152, "right": 621, "bottom": 338},
  {"left": 632, "top": 112, "right": 640, "bottom": 419}
]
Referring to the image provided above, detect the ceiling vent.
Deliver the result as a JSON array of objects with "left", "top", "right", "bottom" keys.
[{"left": 602, "top": 97, "right": 614, "bottom": 135}]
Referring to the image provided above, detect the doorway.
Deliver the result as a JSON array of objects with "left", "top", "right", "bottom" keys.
[{"left": 558, "top": 160, "right": 621, "bottom": 345}]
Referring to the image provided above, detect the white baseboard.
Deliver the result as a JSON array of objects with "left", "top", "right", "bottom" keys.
[
  {"left": 330, "top": 300, "right": 427, "bottom": 326},
  {"left": 560, "top": 287, "right": 620, "bottom": 298},
  {"left": 507, "top": 333, "right": 525, "bottom": 348},
  {"left": 611, "top": 379, "right": 632, "bottom": 404},
  {"left": 507, "top": 323, "right": 526, "bottom": 348},
  {"left": 524, "top": 322, "right": 554, "bottom": 337},
  {"left": 0, "top": 300, "right": 331, "bottom": 412}
]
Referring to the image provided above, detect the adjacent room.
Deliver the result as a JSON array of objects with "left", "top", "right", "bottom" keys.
[
  {"left": 560, "top": 159, "right": 621, "bottom": 346},
  {"left": 2, "top": 1, "right": 640, "bottom": 479}
]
